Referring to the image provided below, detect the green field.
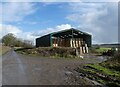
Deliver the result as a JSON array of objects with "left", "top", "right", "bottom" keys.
[
  {"left": 96, "top": 48, "right": 111, "bottom": 53},
  {"left": 0, "top": 46, "right": 10, "bottom": 55},
  {"left": 90, "top": 47, "right": 112, "bottom": 54}
]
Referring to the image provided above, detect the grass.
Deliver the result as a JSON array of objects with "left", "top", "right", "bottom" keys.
[
  {"left": 15, "top": 47, "right": 86, "bottom": 60},
  {"left": 78, "top": 62, "right": 120, "bottom": 86},
  {"left": 89, "top": 47, "right": 112, "bottom": 55},
  {"left": 15, "top": 47, "right": 80, "bottom": 59},
  {"left": 96, "top": 48, "right": 111, "bottom": 53},
  {"left": 0, "top": 46, "right": 11, "bottom": 55},
  {"left": 87, "top": 64, "right": 120, "bottom": 77},
  {"left": 17, "top": 50, "right": 84, "bottom": 60},
  {"left": 76, "top": 53, "right": 120, "bottom": 86}
]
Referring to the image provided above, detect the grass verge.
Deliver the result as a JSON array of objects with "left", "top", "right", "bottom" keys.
[
  {"left": 0, "top": 46, "right": 11, "bottom": 55},
  {"left": 76, "top": 53, "right": 120, "bottom": 87},
  {"left": 15, "top": 47, "right": 83, "bottom": 59}
]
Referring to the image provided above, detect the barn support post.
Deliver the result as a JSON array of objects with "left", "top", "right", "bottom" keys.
[
  {"left": 72, "top": 29, "right": 74, "bottom": 48},
  {"left": 50, "top": 34, "right": 53, "bottom": 47}
]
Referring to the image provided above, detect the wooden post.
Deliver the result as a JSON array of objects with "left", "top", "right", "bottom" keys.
[
  {"left": 76, "top": 48, "right": 79, "bottom": 57},
  {"left": 58, "top": 38, "right": 60, "bottom": 47},
  {"left": 72, "top": 29, "right": 74, "bottom": 48},
  {"left": 79, "top": 38, "right": 81, "bottom": 47},
  {"left": 83, "top": 47, "right": 86, "bottom": 53},
  {"left": 60, "top": 38, "right": 62, "bottom": 47},
  {"left": 80, "top": 47, "right": 83, "bottom": 55},
  {"left": 55, "top": 38, "right": 57, "bottom": 47},
  {"left": 76, "top": 38, "right": 78, "bottom": 47},
  {"left": 56, "top": 38, "right": 58, "bottom": 47},
  {"left": 70, "top": 39, "right": 73, "bottom": 47},
  {"left": 85, "top": 44, "right": 89, "bottom": 53},
  {"left": 73, "top": 39, "right": 76, "bottom": 48},
  {"left": 75, "top": 38, "right": 76, "bottom": 48}
]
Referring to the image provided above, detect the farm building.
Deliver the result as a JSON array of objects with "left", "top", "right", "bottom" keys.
[{"left": 36, "top": 28, "right": 92, "bottom": 54}]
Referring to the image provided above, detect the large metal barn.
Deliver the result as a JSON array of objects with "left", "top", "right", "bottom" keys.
[{"left": 36, "top": 28, "right": 92, "bottom": 53}]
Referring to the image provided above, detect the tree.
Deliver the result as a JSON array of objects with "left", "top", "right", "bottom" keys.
[
  {"left": 2, "top": 33, "right": 33, "bottom": 47},
  {"left": 23, "top": 40, "right": 33, "bottom": 48},
  {"left": 2, "top": 33, "right": 17, "bottom": 46}
]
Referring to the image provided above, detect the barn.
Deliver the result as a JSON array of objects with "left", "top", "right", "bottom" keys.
[{"left": 36, "top": 28, "right": 92, "bottom": 53}]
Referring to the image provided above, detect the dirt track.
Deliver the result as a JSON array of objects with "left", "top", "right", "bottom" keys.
[{"left": 2, "top": 49, "right": 105, "bottom": 85}]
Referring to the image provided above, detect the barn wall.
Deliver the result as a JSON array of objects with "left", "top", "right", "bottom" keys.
[
  {"left": 84, "top": 35, "right": 92, "bottom": 47},
  {"left": 36, "top": 34, "right": 51, "bottom": 47}
]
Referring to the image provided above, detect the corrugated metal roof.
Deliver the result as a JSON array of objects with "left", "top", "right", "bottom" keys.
[
  {"left": 37, "top": 28, "right": 91, "bottom": 39},
  {"left": 51, "top": 28, "right": 91, "bottom": 39},
  {"left": 51, "top": 28, "right": 91, "bottom": 36}
]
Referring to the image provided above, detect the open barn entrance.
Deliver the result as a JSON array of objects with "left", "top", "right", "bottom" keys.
[
  {"left": 52, "top": 38, "right": 85, "bottom": 48},
  {"left": 36, "top": 28, "right": 91, "bottom": 55},
  {"left": 51, "top": 29, "right": 91, "bottom": 54}
]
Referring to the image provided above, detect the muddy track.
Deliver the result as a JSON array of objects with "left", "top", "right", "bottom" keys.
[{"left": 2, "top": 49, "right": 106, "bottom": 85}]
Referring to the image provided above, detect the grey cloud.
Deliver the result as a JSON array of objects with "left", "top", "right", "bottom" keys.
[{"left": 66, "top": 2, "right": 118, "bottom": 44}]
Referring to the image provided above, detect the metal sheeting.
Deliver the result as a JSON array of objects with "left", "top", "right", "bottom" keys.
[{"left": 36, "top": 34, "right": 51, "bottom": 47}]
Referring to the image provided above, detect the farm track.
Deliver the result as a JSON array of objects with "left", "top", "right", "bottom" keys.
[{"left": 2, "top": 49, "right": 106, "bottom": 85}]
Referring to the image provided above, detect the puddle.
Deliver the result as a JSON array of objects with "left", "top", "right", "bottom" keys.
[
  {"left": 65, "top": 71, "right": 73, "bottom": 76},
  {"left": 83, "top": 54, "right": 110, "bottom": 63},
  {"left": 34, "top": 68, "right": 41, "bottom": 71},
  {"left": 97, "top": 56, "right": 107, "bottom": 62}
]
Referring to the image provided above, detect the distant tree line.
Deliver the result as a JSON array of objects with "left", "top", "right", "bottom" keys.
[{"left": 2, "top": 33, "right": 33, "bottom": 48}]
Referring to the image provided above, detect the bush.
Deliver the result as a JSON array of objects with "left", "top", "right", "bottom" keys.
[
  {"left": 36, "top": 47, "right": 76, "bottom": 57},
  {"left": 16, "top": 47, "right": 77, "bottom": 58}
]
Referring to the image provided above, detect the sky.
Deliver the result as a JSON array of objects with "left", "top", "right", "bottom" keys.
[{"left": 0, "top": 0, "right": 119, "bottom": 45}]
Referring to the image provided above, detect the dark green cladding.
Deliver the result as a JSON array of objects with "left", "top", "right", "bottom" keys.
[{"left": 36, "top": 34, "right": 51, "bottom": 47}]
